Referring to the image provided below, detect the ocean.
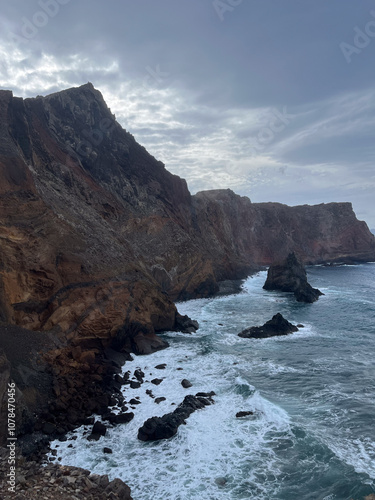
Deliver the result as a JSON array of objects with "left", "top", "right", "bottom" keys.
[{"left": 49, "top": 264, "right": 375, "bottom": 500}]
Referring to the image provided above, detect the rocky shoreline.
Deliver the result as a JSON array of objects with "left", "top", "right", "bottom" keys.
[{"left": 0, "top": 448, "right": 132, "bottom": 499}]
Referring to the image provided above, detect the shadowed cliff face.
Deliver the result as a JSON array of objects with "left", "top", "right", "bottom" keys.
[
  {"left": 0, "top": 83, "right": 374, "bottom": 341},
  {"left": 192, "top": 190, "right": 375, "bottom": 277}
]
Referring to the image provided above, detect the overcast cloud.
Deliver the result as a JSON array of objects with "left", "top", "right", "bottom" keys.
[{"left": 0, "top": 0, "right": 374, "bottom": 227}]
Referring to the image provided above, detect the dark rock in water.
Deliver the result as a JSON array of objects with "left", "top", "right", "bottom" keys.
[
  {"left": 103, "top": 447, "right": 113, "bottom": 454},
  {"left": 151, "top": 378, "right": 163, "bottom": 385},
  {"left": 155, "top": 364, "right": 167, "bottom": 370},
  {"left": 155, "top": 397, "right": 166, "bottom": 404},
  {"left": 196, "top": 391, "right": 216, "bottom": 397},
  {"left": 173, "top": 313, "right": 199, "bottom": 333},
  {"left": 138, "top": 393, "right": 214, "bottom": 441},
  {"left": 88, "top": 421, "right": 107, "bottom": 440},
  {"left": 129, "top": 398, "right": 141, "bottom": 405},
  {"left": 134, "top": 369, "right": 145, "bottom": 381},
  {"left": 181, "top": 379, "right": 193, "bottom": 388},
  {"left": 263, "top": 253, "right": 323, "bottom": 303},
  {"left": 236, "top": 411, "right": 254, "bottom": 418},
  {"left": 130, "top": 381, "right": 141, "bottom": 389},
  {"left": 111, "top": 412, "right": 134, "bottom": 424},
  {"left": 238, "top": 313, "right": 298, "bottom": 339},
  {"left": 297, "top": 324, "right": 305, "bottom": 328}
]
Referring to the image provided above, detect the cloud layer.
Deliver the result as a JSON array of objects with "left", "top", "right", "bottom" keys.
[{"left": 1, "top": 0, "right": 374, "bottom": 226}]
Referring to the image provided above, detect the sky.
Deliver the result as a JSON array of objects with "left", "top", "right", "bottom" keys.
[{"left": 0, "top": 0, "right": 374, "bottom": 228}]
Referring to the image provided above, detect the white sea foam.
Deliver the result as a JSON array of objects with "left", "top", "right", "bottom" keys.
[
  {"left": 49, "top": 337, "right": 295, "bottom": 500},
  {"left": 326, "top": 436, "right": 375, "bottom": 480},
  {"left": 47, "top": 264, "right": 375, "bottom": 499}
]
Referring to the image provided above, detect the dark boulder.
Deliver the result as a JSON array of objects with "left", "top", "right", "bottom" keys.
[
  {"left": 181, "top": 379, "right": 193, "bottom": 388},
  {"left": 151, "top": 378, "right": 163, "bottom": 385},
  {"left": 111, "top": 412, "right": 134, "bottom": 424},
  {"left": 263, "top": 253, "right": 323, "bottom": 303},
  {"left": 138, "top": 394, "right": 214, "bottom": 441},
  {"left": 238, "top": 313, "right": 298, "bottom": 339},
  {"left": 88, "top": 421, "right": 107, "bottom": 441},
  {"left": 134, "top": 369, "right": 145, "bottom": 382},
  {"left": 129, "top": 381, "right": 141, "bottom": 389},
  {"left": 236, "top": 411, "right": 254, "bottom": 418},
  {"left": 173, "top": 313, "right": 199, "bottom": 334}
]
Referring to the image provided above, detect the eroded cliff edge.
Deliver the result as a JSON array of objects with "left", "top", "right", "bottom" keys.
[{"left": 0, "top": 83, "right": 374, "bottom": 446}]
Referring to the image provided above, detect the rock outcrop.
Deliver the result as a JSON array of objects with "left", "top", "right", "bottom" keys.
[
  {"left": 263, "top": 253, "right": 323, "bottom": 303},
  {"left": 238, "top": 313, "right": 299, "bottom": 339},
  {"left": 138, "top": 393, "right": 214, "bottom": 441},
  {"left": 0, "top": 451, "right": 133, "bottom": 500}
]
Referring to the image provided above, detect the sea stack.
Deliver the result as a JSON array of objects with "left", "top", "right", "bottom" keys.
[
  {"left": 238, "top": 313, "right": 299, "bottom": 339},
  {"left": 263, "top": 253, "right": 323, "bottom": 303}
]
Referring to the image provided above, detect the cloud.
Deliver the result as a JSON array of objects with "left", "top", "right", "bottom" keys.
[{"left": 0, "top": 0, "right": 374, "bottom": 226}]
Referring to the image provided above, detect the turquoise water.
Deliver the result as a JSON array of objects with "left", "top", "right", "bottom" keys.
[{"left": 50, "top": 264, "right": 375, "bottom": 500}]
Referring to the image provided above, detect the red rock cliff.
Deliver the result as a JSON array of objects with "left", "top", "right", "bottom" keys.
[{"left": 0, "top": 84, "right": 374, "bottom": 341}]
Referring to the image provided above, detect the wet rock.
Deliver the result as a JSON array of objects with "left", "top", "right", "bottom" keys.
[
  {"left": 236, "top": 411, "right": 254, "bottom": 418},
  {"left": 129, "top": 398, "right": 141, "bottom": 405},
  {"left": 103, "top": 447, "right": 113, "bottom": 454},
  {"left": 238, "top": 313, "right": 298, "bottom": 339},
  {"left": 173, "top": 313, "right": 199, "bottom": 333},
  {"left": 87, "top": 421, "right": 106, "bottom": 441},
  {"left": 106, "top": 412, "right": 134, "bottom": 425},
  {"left": 263, "top": 252, "right": 323, "bottom": 303},
  {"left": 151, "top": 378, "right": 163, "bottom": 385},
  {"left": 196, "top": 391, "right": 216, "bottom": 397},
  {"left": 130, "top": 380, "right": 141, "bottom": 389},
  {"left": 155, "top": 397, "right": 166, "bottom": 404},
  {"left": 134, "top": 369, "right": 145, "bottom": 381},
  {"left": 138, "top": 394, "right": 214, "bottom": 441},
  {"left": 155, "top": 364, "right": 167, "bottom": 370},
  {"left": 106, "top": 477, "right": 132, "bottom": 499},
  {"left": 181, "top": 379, "right": 193, "bottom": 388}
]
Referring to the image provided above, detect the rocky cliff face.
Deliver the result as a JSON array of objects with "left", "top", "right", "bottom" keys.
[
  {"left": 192, "top": 190, "right": 375, "bottom": 275},
  {"left": 1, "top": 83, "right": 374, "bottom": 341},
  {"left": 1, "top": 84, "right": 375, "bottom": 447}
]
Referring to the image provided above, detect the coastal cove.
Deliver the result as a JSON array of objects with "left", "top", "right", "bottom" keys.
[{"left": 49, "top": 264, "right": 375, "bottom": 500}]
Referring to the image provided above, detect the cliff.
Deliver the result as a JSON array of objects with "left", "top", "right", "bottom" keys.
[
  {"left": 193, "top": 190, "right": 375, "bottom": 274},
  {"left": 0, "top": 83, "right": 374, "bottom": 447},
  {"left": 1, "top": 84, "right": 374, "bottom": 341}
]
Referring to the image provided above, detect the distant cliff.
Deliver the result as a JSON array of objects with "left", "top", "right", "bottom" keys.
[{"left": 0, "top": 83, "right": 374, "bottom": 343}]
